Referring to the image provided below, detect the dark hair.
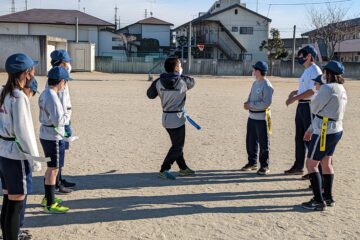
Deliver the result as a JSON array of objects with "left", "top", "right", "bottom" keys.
[
  {"left": 47, "top": 78, "right": 61, "bottom": 86},
  {"left": 0, "top": 71, "right": 25, "bottom": 107},
  {"left": 297, "top": 50, "right": 314, "bottom": 62},
  {"left": 51, "top": 59, "right": 62, "bottom": 67},
  {"left": 254, "top": 68, "right": 266, "bottom": 77},
  {"left": 164, "top": 57, "right": 180, "bottom": 73},
  {"left": 325, "top": 70, "right": 345, "bottom": 84}
]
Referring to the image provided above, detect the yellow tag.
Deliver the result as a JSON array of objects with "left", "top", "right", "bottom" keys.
[
  {"left": 320, "top": 117, "right": 328, "bottom": 152},
  {"left": 266, "top": 108, "right": 272, "bottom": 135}
]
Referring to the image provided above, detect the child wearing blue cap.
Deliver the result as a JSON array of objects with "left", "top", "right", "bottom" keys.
[
  {"left": 285, "top": 45, "right": 322, "bottom": 177},
  {"left": 242, "top": 61, "right": 274, "bottom": 175},
  {"left": 0, "top": 53, "right": 40, "bottom": 240},
  {"left": 302, "top": 61, "right": 347, "bottom": 211},
  {"left": 39, "top": 66, "right": 71, "bottom": 214},
  {"left": 49, "top": 49, "right": 75, "bottom": 194}
]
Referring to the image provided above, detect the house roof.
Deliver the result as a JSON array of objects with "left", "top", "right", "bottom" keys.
[
  {"left": 174, "top": 3, "right": 271, "bottom": 30},
  {"left": 302, "top": 17, "right": 360, "bottom": 37},
  {"left": 0, "top": 9, "right": 114, "bottom": 27},
  {"left": 137, "top": 17, "right": 173, "bottom": 26},
  {"left": 118, "top": 17, "right": 173, "bottom": 32}
]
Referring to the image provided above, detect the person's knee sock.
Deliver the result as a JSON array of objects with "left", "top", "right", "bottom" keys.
[
  {"left": 1, "top": 194, "right": 9, "bottom": 239},
  {"left": 323, "top": 174, "right": 334, "bottom": 200},
  {"left": 56, "top": 170, "right": 61, "bottom": 188},
  {"left": 5, "top": 199, "right": 24, "bottom": 240},
  {"left": 309, "top": 172, "right": 324, "bottom": 202},
  {"left": 44, "top": 185, "right": 55, "bottom": 207},
  {"left": 19, "top": 195, "right": 27, "bottom": 228}
]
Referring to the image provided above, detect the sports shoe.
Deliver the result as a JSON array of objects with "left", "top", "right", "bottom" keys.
[
  {"left": 62, "top": 179, "right": 76, "bottom": 188},
  {"left": 240, "top": 163, "right": 258, "bottom": 171},
  {"left": 159, "top": 170, "right": 176, "bottom": 180},
  {"left": 301, "top": 173, "right": 310, "bottom": 180},
  {"left": 324, "top": 198, "right": 336, "bottom": 207},
  {"left": 284, "top": 168, "right": 304, "bottom": 175},
  {"left": 56, "top": 184, "right": 73, "bottom": 194},
  {"left": 257, "top": 167, "right": 270, "bottom": 175},
  {"left": 18, "top": 229, "right": 33, "bottom": 240},
  {"left": 41, "top": 197, "right": 63, "bottom": 207},
  {"left": 301, "top": 198, "right": 326, "bottom": 211},
  {"left": 43, "top": 203, "right": 70, "bottom": 214},
  {"left": 179, "top": 167, "right": 196, "bottom": 176}
]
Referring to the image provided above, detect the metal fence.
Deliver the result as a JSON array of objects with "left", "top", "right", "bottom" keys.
[{"left": 95, "top": 57, "right": 360, "bottom": 79}]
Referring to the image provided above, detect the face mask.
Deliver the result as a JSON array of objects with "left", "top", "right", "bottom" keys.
[
  {"left": 178, "top": 67, "right": 183, "bottom": 76},
  {"left": 66, "top": 64, "right": 72, "bottom": 74},
  {"left": 297, "top": 58, "right": 306, "bottom": 65},
  {"left": 321, "top": 75, "right": 327, "bottom": 84}
]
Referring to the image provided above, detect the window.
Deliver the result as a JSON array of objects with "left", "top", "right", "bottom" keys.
[
  {"left": 232, "top": 26, "right": 239, "bottom": 32},
  {"left": 355, "top": 56, "right": 359, "bottom": 62},
  {"left": 112, "top": 46, "right": 125, "bottom": 50},
  {"left": 216, "top": 3, "right": 220, "bottom": 8},
  {"left": 220, "top": 27, "right": 225, "bottom": 32},
  {"left": 112, "top": 37, "right": 123, "bottom": 42},
  {"left": 240, "top": 27, "right": 253, "bottom": 35},
  {"left": 235, "top": 9, "right": 238, "bottom": 15}
]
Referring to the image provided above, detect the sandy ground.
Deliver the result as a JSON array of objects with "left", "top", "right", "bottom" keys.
[{"left": 0, "top": 72, "right": 359, "bottom": 240}]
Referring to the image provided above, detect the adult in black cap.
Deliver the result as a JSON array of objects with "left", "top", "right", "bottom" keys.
[
  {"left": 0, "top": 53, "right": 40, "bottom": 240},
  {"left": 284, "top": 45, "right": 322, "bottom": 177},
  {"left": 242, "top": 61, "right": 274, "bottom": 175},
  {"left": 302, "top": 60, "right": 347, "bottom": 211}
]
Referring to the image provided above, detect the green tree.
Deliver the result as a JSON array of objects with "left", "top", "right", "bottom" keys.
[{"left": 259, "top": 28, "right": 288, "bottom": 75}]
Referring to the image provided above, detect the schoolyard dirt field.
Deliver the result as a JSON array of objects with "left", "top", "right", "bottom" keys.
[{"left": 0, "top": 72, "right": 359, "bottom": 240}]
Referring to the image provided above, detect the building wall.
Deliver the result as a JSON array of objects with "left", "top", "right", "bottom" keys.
[
  {"left": 141, "top": 25, "right": 170, "bottom": 47},
  {"left": 0, "top": 23, "right": 104, "bottom": 55},
  {"left": 98, "top": 31, "right": 127, "bottom": 59},
  {"left": 0, "top": 35, "right": 51, "bottom": 75},
  {"left": 128, "top": 24, "right": 142, "bottom": 35},
  {"left": 208, "top": 6, "right": 269, "bottom": 61}
]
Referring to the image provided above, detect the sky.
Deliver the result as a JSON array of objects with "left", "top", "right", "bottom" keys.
[{"left": 0, "top": 0, "right": 359, "bottom": 37}]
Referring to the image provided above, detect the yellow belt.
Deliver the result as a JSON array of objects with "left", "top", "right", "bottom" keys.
[
  {"left": 266, "top": 108, "right": 272, "bottom": 135},
  {"left": 320, "top": 117, "right": 328, "bottom": 152}
]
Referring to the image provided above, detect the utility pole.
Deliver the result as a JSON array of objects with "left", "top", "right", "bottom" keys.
[
  {"left": 78, "top": 0, "right": 80, "bottom": 11},
  {"left": 292, "top": 25, "right": 296, "bottom": 77},
  {"left": 187, "top": 21, "right": 192, "bottom": 73},
  {"left": 25, "top": 0, "right": 28, "bottom": 10},
  {"left": 256, "top": 0, "right": 259, "bottom": 13},
  {"left": 11, "top": 0, "right": 15, "bottom": 13},
  {"left": 83, "top": 7, "right": 85, "bottom": 12},
  {"left": 114, "top": 5, "right": 118, "bottom": 30},
  {"left": 145, "top": 9, "right": 148, "bottom": 18}
]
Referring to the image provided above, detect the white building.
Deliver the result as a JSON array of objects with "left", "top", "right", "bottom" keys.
[
  {"left": 174, "top": 0, "right": 271, "bottom": 61},
  {"left": 0, "top": 9, "right": 117, "bottom": 56},
  {"left": 118, "top": 17, "right": 174, "bottom": 48}
]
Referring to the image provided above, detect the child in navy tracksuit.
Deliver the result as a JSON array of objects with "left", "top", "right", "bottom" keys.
[
  {"left": 147, "top": 57, "right": 196, "bottom": 180},
  {"left": 241, "top": 61, "right": 274, "bottom": 175}
]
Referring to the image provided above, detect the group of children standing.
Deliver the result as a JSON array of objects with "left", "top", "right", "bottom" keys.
[
  {"left": 147, "top": 45, "right": 347, "bottom": 212},
  {"left": 0, "top": 49, "right": 76, "bottom": 240},
  {"left": 0, "top": 44, "right": 348, "bottom": 239}
]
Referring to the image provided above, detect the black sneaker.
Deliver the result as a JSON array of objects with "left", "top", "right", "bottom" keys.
[
  {"left": 284, "top": 167, "right": 304, "bottom": 175},
  {"left": 240, "top": 163, "right": 258, "bottom": 171},
  {"left": 324, "top": 198, "right": 336, "bottom": 207},
  {"left": 62, "top": 179, "right": 76, "bottom": 188},
  {"left": 301, "top": 173, "right": 310, "bottom": 180},
  {"left": 56, "top": 184, "right": 73, "bottom": 194},
  {"left": 257, "top": 167, "right": 270, "bottom": 175},
  {"left": 301, "top": 198, "right": 326, "bottom": 211}
]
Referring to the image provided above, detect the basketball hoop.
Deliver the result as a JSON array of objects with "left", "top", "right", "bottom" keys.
[{"left": 197, "top": 44, "right": 205, "bottom": 52}]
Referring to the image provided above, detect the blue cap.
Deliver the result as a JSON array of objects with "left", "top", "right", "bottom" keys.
[
  {"left": 5, "top": 53, "right": 38, "bottom": 74},
  {"left": 312, "top": 75, "right": 325, "bottom": 85},
  {"left": 50, "top": 49, "right": 72, "bottom": 63},
  {"left": 298, "top": 45, "right": 317, "bottom": 58},
  {"left": 252, "top": 61, "right": 269, "bottom": 73},
  {"left": 323, "top": 60, "right": 345, "bottom": 75},
  {"left": 48, "top": 66, "right": 71, "bottom": 82}
]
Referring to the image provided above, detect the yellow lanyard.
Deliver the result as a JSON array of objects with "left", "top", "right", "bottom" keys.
[
  {"left": 320, "top": 117, "right": 328, "bottom": 152},
  {"left": 266, "top": 108, "right": 272, "bottom": 135}
]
